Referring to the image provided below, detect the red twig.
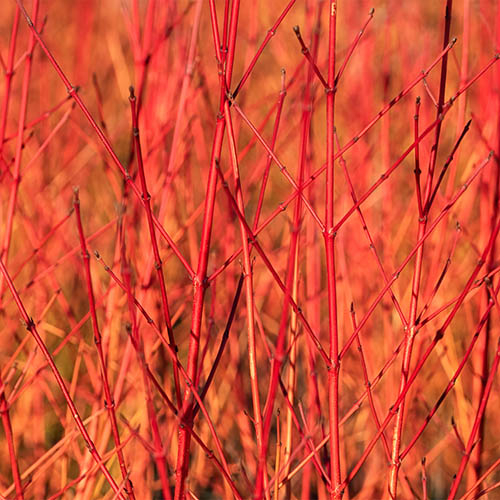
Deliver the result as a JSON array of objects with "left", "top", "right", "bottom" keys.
[
  {"left": 292, "top": 25, "right": 328, "bottom": 89},
  {"left": 73, "top": 189, "right": 135, "bottom": 499},
  {"left": 174, "top": 1, "right": 242, "bottom": 496},
  {"left": 129, "top": 87, "right": 182, "bottom": 407},
  {"left": 325, "top": 2, "right": 341, "bottom": 498}
]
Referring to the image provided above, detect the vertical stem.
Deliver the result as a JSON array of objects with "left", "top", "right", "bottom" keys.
[
  {"left": 325, "top": 1, "right": 341, "bottom": 498},
  {"left": 445, "top": 0, "right": 470, "bottom": 198},
  {"left": 129, "top": 87, "right": 182, "bottom": 407},
  {"left": 121, "top": 240, "right": 173, "bottom": 500},
  {"left": 174, "top": 2, "right": 240, "bottom": 498},
  {"left": 388, "top": 2, "right": 453, "bottom": 497},
  {"left": 468, "top": 2, "right": 500, "bottom": 493},
  {"left": 73, "top": 191, "right": 135, "bottom": 499},
  {"left": 274, "top": 410, "right": 282, "bottom": 500},
  {"left": 302, "top": 5, "right": 327, "bottom": 498},
  {"left": 254, "top": 199, "right": 302, "bottom": 499},
  {"left": 174, "top": 120, "right": 225, "bottom": 500},
  {"left": 283, "top": 7, "right": 322, "bottom": 493},
  {"left": 224, "top": 99, "right": 266, "bottom": 494}
]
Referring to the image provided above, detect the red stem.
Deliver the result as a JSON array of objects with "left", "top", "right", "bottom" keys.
[
  {"left": 334, "top": 7, "right": 374, "bottom": 87},
  {"left": 293, "top": 25, "right": 328, "bottom": 89},
  {"left": 414, "top": 97, "right": 424, "bottom": 218},
  {"left": 325, "top": 2, "right": 341, "bottom": 498},
  {"left": 129, "top": 87, "right": 182, "bottom": 407},
  {"left": 389, "top": 3, "right": 453, "bottom": 494},
  {"left": 120, "top": 237, "right": 172, "bottom": 500},
  {"left": 223, "top": 97, "right": 266, "bottom": 493},
  {"left": 174, "top": 1, "right": 241, "bottom": 497},
  {"left": 73, "top": 190, "right": 135, "bottom": 499}
]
